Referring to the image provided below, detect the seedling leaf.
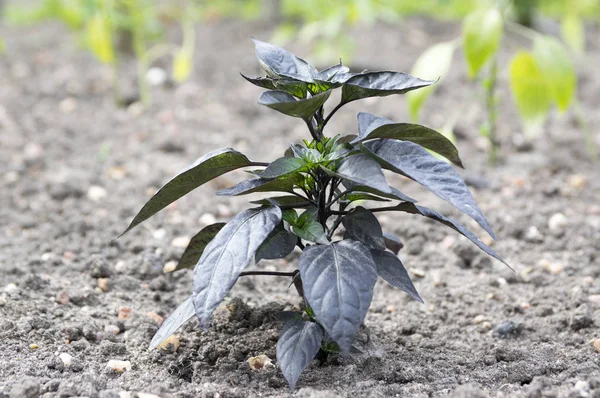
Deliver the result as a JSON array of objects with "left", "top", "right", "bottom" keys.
[
  {"left": 171, "top": 223, "right": 226, "bottom": 272},
  {"left": 370, "top": 249, "right": 423, "bottom": 303},
  {"left": 276, "top": 320, "right": 323, "bottom": 390}
]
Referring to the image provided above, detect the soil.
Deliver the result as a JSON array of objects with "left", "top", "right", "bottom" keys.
[{"left": 1, "top": 16, "right": 599, "bottom": 398}]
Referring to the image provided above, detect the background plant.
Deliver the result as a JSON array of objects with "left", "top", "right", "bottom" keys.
[
  {"left": 119, "top": 39, "right": 508, "bottom": 389},
  {"left": 407, "top": 0, "right": 598, "bottom": 164},
  {"left": 4, "top": 0, "right": 196, "bottom": 106}
]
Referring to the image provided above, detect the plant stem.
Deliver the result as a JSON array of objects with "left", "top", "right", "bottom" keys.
[
  {"left": 239, "top": 271, "right": 296, "bottom": 277},
  {"left": 484, "top": 58, "right": 499, "bottom": 166},
  {"left": 305, "top": 118, "right": 320, "bottom": 141},
  {"left": 322, "top": 101, "right": 345, "bottom": 130}
]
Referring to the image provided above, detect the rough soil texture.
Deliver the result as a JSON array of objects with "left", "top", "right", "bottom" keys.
[{"left": 1, "top": 17, "right": 600, "bottom": 398}]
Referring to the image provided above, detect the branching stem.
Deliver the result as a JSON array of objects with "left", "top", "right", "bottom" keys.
[
  {"left": 239, "top": 271, "right": 296, "bottom": 277},
  {"left": 322, "top": 101, "right": 345, "bottom": 130}
]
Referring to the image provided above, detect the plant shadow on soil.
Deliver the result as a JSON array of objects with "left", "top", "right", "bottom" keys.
[{"left": 1, "top": 18, "right": 599, "bottom": 398}]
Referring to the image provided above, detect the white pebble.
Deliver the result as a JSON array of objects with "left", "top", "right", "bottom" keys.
[
  {"left": 87, "top": 185, "right": 107, "bottom": 202},
  {"left": 59, "top": 353, "right": 73, "bottom": 367},
  {"left": 4, "top": 283, "right": 19, "bottom": 294},
  {"left": 524, "top": 226, "right": 543, "bottom": 242},
  {"left": 146, "top": 67, "right": 167, "bottom": 86},
  {"left": 171, "top": 236, "right": 190, "bottom": 248},
  {"left": 198, "top": 213, "right": 217, "bottom": 226},
  {"left": 548, "top": 212, "right": 568, "bottom": 235},
  {"left": 106, "top": 359, "right": 132, "bottom": 373},
  {"left": 152, "top": 228, "right": 166, "bottom": 240}
]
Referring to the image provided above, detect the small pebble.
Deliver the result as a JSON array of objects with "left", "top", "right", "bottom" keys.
[
  {"left": 158, "top": 335, "right": 180, "bottom": 352},
  {"left": 4, "top": 283, "right": 19, "bottom": 294},
  {"left": 146, "top": 312, "right": 164, "bottom": 325},
  {"left": 524, "top": 226, "right": 543, "bottom": 242},
  {"left": 97, "top": 278, "right": 109, "bottom": 292},
  {"left": 106, "top": 360, "right": 132, "bottom": 373},
  {"left": 520, "top": 302, "right": 530, "bottom": 310},
  {"left": 410, "top": 268, "right": 426, "bottom": 278},
  {"left": 538, "top": 259, "right": 564, "bottom": 275},
  {"left": 152, "top": 228, "right": 166, "bottom": 240},
  {"left": 588, "top": 295, "right": 600, "bottom": 307},
  {"left": 386, "top": 305, "right": 396, "bottom": 313},
  {"left": 163, "top": 261, "right": 177, "bottom": 273},
  {"left": 216, "top": 203, "right": 232, "bottom": 218},
  {"left": 593, "top": 339, "right": 600, "bottom": 353},
  {"left": 59, "top": 97, "right": 77, "bottom": 113},
  {"left": 56, "top": 291, "right": 70, "bottom": 305},
  {"left": 30, "top": 344, "right": 38, "bottom": 350},
  {"left": 59, "top": 353, "right": 73, "bottom": 367},
  {"left": 118, "top": 307, "right": 132, "bottom": 320},
  {"left": 87, "top": 185, "right": 107, "bottom": 202},
  {"left": 146, "top": 67, "right": 167, "bottom": 86},
  {"left": 567, "top": 174, "right": 587, "bottom": 190},
  {"left": 171, "top": 236, "right": 190, "bottom": 248},
  {"left": 104, "top": 325, "right": 121, "bottom": 335},
  {"left": 548, "top": 212, "right": 568, "bottom": 235},
  {"left": 199, "top": 213, "right": 217, "bottom": 226},
  {"left": 248, "top": 355, "right": 274, "bottom": 370},
  {"left": 473, "top": 315, "right": 486, "bottom": 324}
]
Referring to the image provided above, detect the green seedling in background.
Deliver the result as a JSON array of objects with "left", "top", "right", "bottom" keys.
[
  {"left": 408, "top": 0, "right": 598, "bottom": 164},
  {"left": 119, "top": 40, "right": 509, "bottom": 390},
  {"left": 5, "top": 0, "right": 196, "bottom": 107}
]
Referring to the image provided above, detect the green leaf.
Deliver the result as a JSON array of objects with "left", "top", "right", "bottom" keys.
[
  {"left": 120, "top": 148, "right": 254, "bottom": 236},
  {"left": 533, "top": 35, "right": 576, "bottom": 112},
  {"left": 561, "top": 13, "right": 585, "bottom": 55},
  {"left": 86, "top": 13, "right": 114, "bottom": 65},
  {"left": 173, "top": 48, "right": 193, "bottom": 82},
  {"left": 260, "top": 157, "right": 307, "bottom": 179},
  {"left": 170, "top": 223, "right": 226, "bottom": 272},
  {"left": 354, "top": 112, "right": 463, "bottom": 167},
  {"left": 216, "top": 174, "right": 303, "bottom": 196},
  {"left": 193, "top": 206, "right": 282, "bottom": 328},
  {"left": 343, "top": 192, "right": 391, "bottom": 203},
  {"left": 342, "top": 184, "right": 416, "bottom": 204},
  {"left": 341, "top": 71, "right": 435, "bottom": 104},
  {"left": 259, "top": 90, "right": 331, "bottom": 119},
  {"left": 407, "top": 41, "right": 455, "bottom": 121},
  {"left": 293, "top": 208, "right": 328, "bottom": 244},
  {"left": 463, "top": 8, "right": 503, "bottom": 77},
  {"left": 240, "top": 73, "right": 278, "bottom": 90},
  {"left": 509, "top": 51, "right": 553, "bottom": 135}
]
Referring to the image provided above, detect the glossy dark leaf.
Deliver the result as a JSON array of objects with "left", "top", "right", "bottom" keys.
[
  {"left": 275, "top": 78, "right": 309, "bottom": 98},
  {"left": 363, "top": 140, "right": 495, "bottom": 238},
  {"left": 341, "top": 71, "right": 435, "bottom": 104},
  {"left": 354, "top": 112, "right": 463, "bottom": 167},
  {"left": 171, "top": 223, "right": 226, "bottom": 272},
  {"left": 299, "top": 240, "right": 377, "bottom": 356},
  {"left": 343, "top": 192, "right": 391, "bottom": 203},
  {"left": 253, "top": 38, "right": 316, "bottom": 82},
  {"left": 322, "top": 154, "right": 391, "bottom": 195},
  {"left": 389, "top": 203, "right": 508, "bottom": 267},
  {"left": 260, "top": 157, "right": 307, "bottom": 179},
  {"left": 259, "top": 90, "right": 331, "bottom": 120},
  {"left": 342, "top": 206, "right": 385, "bottom": 250},
  {"left": 192, "top": 206, "right": 282, "bottom": 328},
  {"left": 342, "top": 183, "right": 416, "bottom": 203},
  {"left": 383, "top": 232, "right": 404, "bottom": 254},
  {"left": 370, "top": 250, "right": 423, "bottom": 303},
  {"left": 240, "top": 73, "right": 277, "bottom": 90},
  {"left": 276, "top": 320, "right": 323, "bottom": 390},
  {"left": 216, "top": 174, "right": 302, "bottom": 196},
  {"left": 149, "top": 297, "right": 195, "bottom": 350},
  {"left": 250, "top": 195, "right": 310, "bottom": 208},
  {"left": 255, "top": 223, "right": 297, "bottom": 263},
  {"left": 120, "top": 148, "right": 254, "bottom": 236},
  {"left": 316, "top": 62, "right": 350, "bottom": 80}
]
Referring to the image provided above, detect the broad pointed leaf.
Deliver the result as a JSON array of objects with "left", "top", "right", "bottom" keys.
[
  {"left": 293, "top": 220, "right": 328, "bottom": 244},
  {"left": 322, "top": 154, "right": 391, "bottom": 194},
  {"left": 343, "top": 192, "right": 391, "bottom": 203},
  {"left": 255, "top": 223, "right": 297, "bottom": 263},
  {"left": 509, "top": 51, "right": 552, "bottom": 136},
  {"left": 383, "top": 232, "right": 403, "bottom": 254},
  {"left": 343, "top": 183, "right": 416, "bottom": 203},
  {"left": 149, "top": 297, "right": 195, "bottom": 350},
  {"left": 260, "top": 157, "right": 307, "bottom": 179},
  {"left": 363, "top": 139, "right": 495, "bottom": 238},
  {"left": 275, "top": 78, "right": 309, "bottom": 98},
  {"left": 277, "top": 320, "right": 323, "bottom": 390},
  {"left": 259, "top": 90, "right": 331, "bottom": 119},
  {"left": 250, "top": 195, "right": 310, "bottom": 208},
  {"left": 389, "top": 202, "right": 509, "bottom": 268},
  {"left": 120, "top": 148, "right": 254, "bottom": 236},
  {"left": 532, "top": 35, "right": 576, "bottom": 112},
  {"left": 370, "top": 250, "right": 423, "bottom": 303},
  {"left": 340, "top": 71, "right": 435, "bottom": 104},
  {"left": 463, "top": 8, "right": 503, "bottom": 77},
  {"left": 216, "top": 174, "right": 302, "bottom": 196},
  {"left": 253, "top": 38, "right": 316, "bottom": 82},
  {"left": 342, "top": 206, "right": 385, "bottom": 250},
  {"left": 240, "top": 73, "right": 277, "bottom": 90},
  {"left": 170, "top": 223, "right": 226, "bottom": 272},
  {"left": 192, "top": 206, "right": 282, "bottom": 328},
  {"left": 354, "top": 112, "right": 463, "bottom": 167},
  {"left": 299, "top": 240, "right": 377, "bottom": 356},
  {"left": 315, "top": 62, "right": 350, "bottom": 81}
]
